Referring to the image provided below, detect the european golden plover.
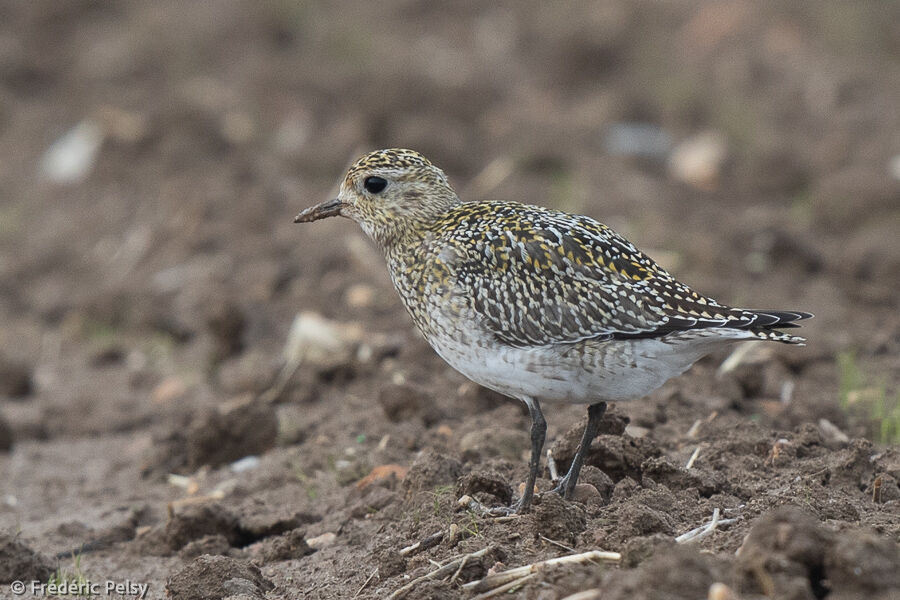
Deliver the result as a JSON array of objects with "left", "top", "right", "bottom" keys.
[{"left": 295, "top": 148, "right": 812, "bottom": 513}]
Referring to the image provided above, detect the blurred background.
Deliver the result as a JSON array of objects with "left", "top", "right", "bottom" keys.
[{"left": 0, "top": 0, "right": 899, "bottom": 594}]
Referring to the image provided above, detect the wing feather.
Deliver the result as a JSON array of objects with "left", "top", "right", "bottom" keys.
[{"left": 438, "top": 202, "right": 809, "bottom": 347}]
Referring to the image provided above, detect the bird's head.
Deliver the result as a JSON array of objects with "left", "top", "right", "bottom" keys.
[{"left": 294, "top": 148, "right": 460, "bottom": 247}]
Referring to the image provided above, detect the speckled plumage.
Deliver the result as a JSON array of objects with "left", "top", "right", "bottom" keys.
[{"left": 295, "top": 148, "right": 812, "bottom": 511}]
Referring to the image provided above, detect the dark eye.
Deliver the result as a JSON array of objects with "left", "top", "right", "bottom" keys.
[{"left": 363, "top": 176, "right": 387, "bottom": 194}]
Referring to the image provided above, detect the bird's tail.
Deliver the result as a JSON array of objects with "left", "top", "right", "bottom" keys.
[{"left": 746, "top": 310, "right": 813, "bottom": 345}]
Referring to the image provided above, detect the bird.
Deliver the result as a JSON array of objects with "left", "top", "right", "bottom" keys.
[{"left": 294, "top": 148, "right": 812, "bottom": 513}]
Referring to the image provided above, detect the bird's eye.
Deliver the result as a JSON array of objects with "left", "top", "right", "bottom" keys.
[{"left": 363, "top": 176, "right": 388, "bottom": 194}]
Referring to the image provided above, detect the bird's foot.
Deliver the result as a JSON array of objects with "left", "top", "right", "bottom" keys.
[
  {"left": 549, "top": 475, "right": 575, "bottom": 500},
  {"left": 458, "top": 494, "right": 530, "bottom": 516},
  {"left": 487, "top": 497, "right": 531, "bottom": 516}
]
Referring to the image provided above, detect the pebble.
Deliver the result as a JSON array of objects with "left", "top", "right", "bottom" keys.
[
  {"left": 604, "top": 122, "right": 672, "bottom": 159},
  {"left": 152, "top": 376, "right": 188, "bottom": 405},
  {"left": 39, "top": 119, "right": 104, "bottom": 184},
  {"left": 283, "top": 312, "right": 360, "bottom": 370},
  {"left": 668, "top": 131, "right": 728, "bottom": 190},
  {"left": 306, "top": 532, "right": 336, "bottom": 549},
  {"left": 230, "top": 456, "right": 261, "bottom": 473}
]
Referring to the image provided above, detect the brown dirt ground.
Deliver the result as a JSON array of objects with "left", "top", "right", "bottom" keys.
[{"left": 1, "top": 1, "right": 899, "bottom": 599}]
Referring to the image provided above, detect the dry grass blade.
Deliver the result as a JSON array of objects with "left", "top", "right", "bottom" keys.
[
  {"left": 353, "top": 568, "right": 378, "bottom": 598},
  {"left": 399, "top": 530, "right": 444, "bottom": 556},
  {"left": 462, "top": 550, "right": 621, "bottom": 593},
  {"left": 470, "top": 573, "right": 536, "bottom": 599},
  {"left": 560, "top": 591, "right": 603, "bottom": 600},
  {"left": 547, "top": 448, "right": 559, "bottom": 481},
  {"left": 685, "top": 445, "right": 702, "bottom": 469},
  {"left": 676, "top": 508, "right": 738, "bottom": 543},
  {"left": 387, "top": 547, "right": 492, "bottom": 600}
]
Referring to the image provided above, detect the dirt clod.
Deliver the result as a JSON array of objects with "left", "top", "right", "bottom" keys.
[
  {"left": 165, "top": 503, "right": 241, "bottom": 552},
  {"left": 375, "top": 548, "right": 408, "bottom": 578},
  {"left": 456, "top": 470, "right": 513, "bottom": 504},
  {"left": 620, "top": 534, "right": 677, "bottom": 568},
  {"left": 178, "top": 534, "right": 233, "bottom": 560},
  {"left": 165, "top": 555, "right": 273, "bottom": 600},
  {"left": 0, "top": 354, "right": 32, "bottom": 399},
  {"left": 826, "top": 530, "right": 900, "bottom": 598},
  {"left": 578, "top": 465, "right": 615, "bottom": 500},
  {"left": 235, "top": 502, "right": 319, "bottom": 541},
  {"left": 603, "top": 545, "right": 727, "bottom": 600},
  {"left": 377, "top": 382, "right": 442, "bottom": 425},
  {"left": 530, "top": 492, "right": 587, "bottom": 545},
  {"left": 404, "top": 447, "right": 462, "bottom": 493},
  {"left": 187, "top": 396, "right": 278, "bottom": 470},
  {"left": 0, "top": 533, "right": 55, "bottom": 583},
  {"left": 736, "top": 506, "right": 830, "bottom": 599},
  {"left": 642, "top": 456, "right": 727, "bottom": 496},
  {"left": 206, "top": 299, "right": 247, "bottom": 363},
  {"left": 253, "top": 528, "right": 313, "bottom": 563},
  {"left": 616, "top": 503, "right": 675, "bottom": 539}
]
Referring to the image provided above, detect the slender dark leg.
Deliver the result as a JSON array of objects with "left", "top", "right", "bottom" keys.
[
  {"left": 517, "top": 397, "right": 547, "bottom": 513},
  {"left": 552, "top": 402, "right": 606, "bottom": 499},
  {"left": 490, "top": 397, "right": 546, "bottom": 515}
]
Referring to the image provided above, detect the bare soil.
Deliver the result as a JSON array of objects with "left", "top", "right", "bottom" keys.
[{"left": 1, "top": 2, "right": 899, "bottom": 599}]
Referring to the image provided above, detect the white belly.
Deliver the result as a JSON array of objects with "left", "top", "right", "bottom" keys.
[{"left": 426, "top": 326, "right": 753, "bottom": 404}]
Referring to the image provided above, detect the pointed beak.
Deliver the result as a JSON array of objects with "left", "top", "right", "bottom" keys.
[{"left": 293, "top": 198, "right": 344, "bottom": 223}]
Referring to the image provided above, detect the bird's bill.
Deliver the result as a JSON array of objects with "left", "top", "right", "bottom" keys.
[{"left": 293, "top": 198, "right": 344, "bottom": 223}]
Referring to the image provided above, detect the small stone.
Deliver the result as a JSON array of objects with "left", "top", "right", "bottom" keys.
[
  {"left": 39, "top": 119, "right": 104, "bottom": 184},
  {"left": 604, "top": 122, "right": 672, "bottom": 159},
  {"left": 818, "top": 418, "right": 849, "bottom": 446},
  {"left": 229, "top": 456, "right": 260, "bottom": 473},
  {"left": 577, "top": 465, "right": 614, "bottom": 500},
  {"left": 345, "top": 283, "right": 376, "bottom": 308},
  {"left": 571, "top": 483, "right": 602, "bottom": 504},
  {"left": 707, "top": 582, "right": 738, "bottom": 600},
  {"left": 625, "top": 424, "right": 650, "bottom": 438},
  {"left": 306, "top": 532, "right": 336, "bottom": 549},
  {"left": 282, "top": 312, "right": 360, "bottom": 370},
  {"left": 152, "top": 376, "right": 187, "bottom": 405},
  {"left": 668, "top": 131, "right": 728, "bottom": 190}
]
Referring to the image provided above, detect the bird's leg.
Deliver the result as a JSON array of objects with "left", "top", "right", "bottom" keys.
[
  {"left": 491, "top": 397, "right": 546, "bottom": 515},
  {"left": 518, "top": 397, "right": 547, "bottom": 512},
  {"left": 552, "top": 402, "right": 606, "bottom": 499}
]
